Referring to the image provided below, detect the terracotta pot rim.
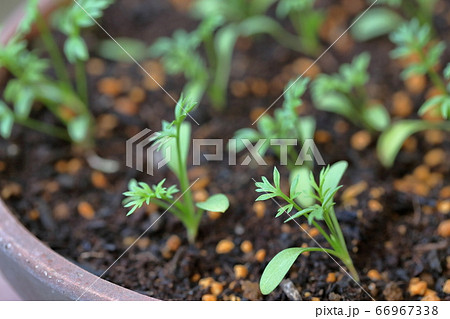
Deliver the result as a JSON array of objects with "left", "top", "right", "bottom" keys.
[{"left": 0, "top": 0, "right": 154, "bottom": 301}]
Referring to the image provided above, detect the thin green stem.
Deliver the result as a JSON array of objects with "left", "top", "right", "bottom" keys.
[
  {"left": 75, "top": 60, "right": 89, "bottom": 106},
  {"left": 295, "top": 247, "right": 359, "bottom": 281},
  {"left": 328, "top": 207, "right": 360, "bottom": 281},
  {"left": 203, "top": 35, "right": 217, "bottom": 71},
  {"left": 172, "top": 200, "right": 188, "bottom": 213},
  {"left": 210, "top": 25, "right": 238, "bottom": 110},
  {"left": 15, "top": 116, "right": 70, "bottom": 141},
  {"left": 342, "top": 255, "right": 360, "bottom": 282},
  {"left": 239, "top": 16, "right": 304, "bottom": 52},
  {"left": 282, "top": 193, "right": 334, "bottom": 246},
  {"left": 73, "top": 59, "right": 96, "bottom": 148},
  {"left": 175, "top": 122, "right": 198, "bottom": 243},
  {"left": 151, "top": 199, "right": 184, "bottom": 219},
  {"left": 301, "top": 247, "right": 342, "bottom": 258},
  {"left": 327, "top": 208, "right": 345, "bottom": 244},
  {"left": 37, "top": 98, "right": 69, "bottom": 125},
  {"left": 36, "top": 13, "right": 71, "bottom": 84},
  {"left": 310, "top": 220, "right": 336, "bottom": 248},
  {"left": 322, "top": 212, "right": 337, "bottom": 238},
  {"left": 281, "top": 190, "right": 360, "bottom": 281}
]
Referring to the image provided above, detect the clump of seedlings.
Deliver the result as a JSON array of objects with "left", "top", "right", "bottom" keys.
[
  {"left": 0, "top": 0, "right": 117, "bottom": 171},
  {"left": 254, "top": 161, "right": 359, "bottom": 295},
  {"left": 231, "top": 78, "right": 315, "bottom": 169},
  {"left": 192, "top": 0, "right": 324, "bottom": 56},
  {"left": 100, "top": 0, "right": 324, "bottom": 110},
  {"left": 377, "top": 19, "right": 450, "bottom": 167},
  {"left": 150, "top": 0, "right": 319, "bottom": 110},
  {"left": 123, "top": 97, "right": 230, "bottom": 243},
  {"left": 312, "top": 54, "right": 390, "bottom": 133},
  {"left": 372, "top": 0, "right": 437, "bottom": 26},
  {"left": 231, "top": 78, "right": 319, "bottom": 206},
  {"left": 276, "top": 0, "right": 324, "bottom": 55},
  {"left": 148, "top": 24, "right": 216, "bottom": 108},
  {"left": 312, "top": 52, "right": 391, "bottom": 133},
  {"left": 351, "top": 0, "right": 438, "bottom": 41}
]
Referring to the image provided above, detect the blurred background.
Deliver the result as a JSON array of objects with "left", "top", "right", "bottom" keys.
[
  {"left": 0, "top": 0, "right": 17, "bottom": 23},
  {"left": 0, "top": 0, "right": 22, "bottom": 301}
]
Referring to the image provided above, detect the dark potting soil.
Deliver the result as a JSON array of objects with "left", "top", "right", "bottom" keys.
[{"left": 0, "top": 0, "right": 449, "bottom": 300}]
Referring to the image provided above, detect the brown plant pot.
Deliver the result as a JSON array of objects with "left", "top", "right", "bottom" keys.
[{"left": 0, "top": 0, "right": 154, "bottom": 301}]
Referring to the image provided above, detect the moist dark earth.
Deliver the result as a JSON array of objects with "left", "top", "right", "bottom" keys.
[{"left": 0, "top": 0, "right": 449, "bottom": 300}]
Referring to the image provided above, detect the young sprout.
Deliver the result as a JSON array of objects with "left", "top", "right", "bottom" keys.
[
  {"left": 276, "top": 0, "right": 324, "bottom": 56},
  {"left": 231, "top": 78, "right": 317, "bottom": 206},
  {"left": 390, "top": 19, "right": 446, "bottom": 94},
  {"left": 255, "top": 161, "right": 359, "bottom": 295},
  {"left": 0, "top": 0, "right": 114, "bottom": 150},
  {"left": 418, "top": 63, "right": 450, "bottom": 120},
  {"left": 191, "top": 0, "right": 308, "bottom": 53},
  {"left": 0, "top": 36, "right": 88, "bottom": 143},
  {"left": 373, "top": 0, "right": 437, "bottom": 26},
  {"left": 232, "top": 78, "right": 314, "bottom": 169},
  {"left": 99, "top": 0, "right": 325, "bottom": 110},
  {"left": 149, "top": 28, "right": 210, "bottom": 107},
  {"left": 312, "top": 52, "right": 390, "bottom": 132},
  {"left": 52, "top": 0, "right": 115, "bottom": 105},
  {"left": 148, "top": 0, "right": 325, "bottom": 110},
  {"left": 352, "top": 0, "right": 438, "bottom": 42},
  {"left": 377, "top": 20, "right": 450, "bottom": 167},
  {"left": 123, "top": 97, "right": 230, "bottom": 243}
]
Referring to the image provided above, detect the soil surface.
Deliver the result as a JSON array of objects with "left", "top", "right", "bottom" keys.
[{"left": 0, "top": 0, "right": 449, "bottom": 300}]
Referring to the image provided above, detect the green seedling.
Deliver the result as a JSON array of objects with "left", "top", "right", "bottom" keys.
[
  {"left": 377, "top": 20, "right": 450, "bottom": 167},
  {"left": 351, "top": 0, "right": 438, "bottom": 41},
  {"left": 232, "top": 78, "right": 314, "bottom": 169},
  {"left": 193, "top": 0, "right": 324, "bottom": 55},
  {"left": 149, "top": 27, "right": 211, "bottom": 108},
  {"left": 52, "top": 0, "right": 115, "bottom": 105},
  {"left": 0, "top": 38, "right": 84, "bottom": 141},
  {"left": 0, "top": 0, "right": 114, "bottom": 150},
  {"left": 312, "top": 52, "right": 390, "bottom": 132},
  {"left": 150, "top": 0, "right": 311, "bottom": 110},
  {"left": 255, "top": 161, "right": 359, "bottom": 295},
  {"left": 276, "top": 0, "right": 324, "bottom": 56},
  {"left": 231, "top": 78, "right": 317, "bottom": 206},
  {"left": 418, "top": 64, "right": 450, "bottom": 120},
  {"left": 390, "top": 19, "right": 446, "bottom": 93},
  {"left": 99, "top": 0, "right": 324, "bottom": 110},
  {"left": 191, "top": 0, "right": 324, "bottom": 56},
  {"left": 123, "top": 97, "right": 230, "bottom": 243}
]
